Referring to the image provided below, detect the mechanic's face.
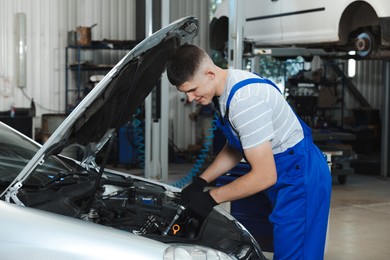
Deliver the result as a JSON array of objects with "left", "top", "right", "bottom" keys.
[{"left": 177, "top": 70, "right": 215, "bottom": 105}]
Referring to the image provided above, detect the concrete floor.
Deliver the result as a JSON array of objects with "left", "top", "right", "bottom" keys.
[
  {"left": 116, "top": 163, "right": 390, "bottom": 259},
  {"left": 325, "top": 173, "right": 390, "bottom": 260}
]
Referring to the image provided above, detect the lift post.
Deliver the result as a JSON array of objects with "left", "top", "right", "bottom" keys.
[
  {"left": 381, "top": 61, "right": 390, "bottom": 178},
  {"left": 144, "top": 0, "right": 169, "bottom": 182},
  {"left": 227, "top": 0, "right": 245, "bottom": 69}
]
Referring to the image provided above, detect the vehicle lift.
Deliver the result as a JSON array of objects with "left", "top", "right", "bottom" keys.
[{"left": 225, "top": 0, "right": 390, "bottom": 182}]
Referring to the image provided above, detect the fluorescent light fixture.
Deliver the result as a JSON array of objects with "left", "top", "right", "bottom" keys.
[{"left": 15, "top": 13, "right": 27, "bottom": 88}]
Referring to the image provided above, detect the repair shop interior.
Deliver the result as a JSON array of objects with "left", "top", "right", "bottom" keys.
[{"left": 0, "top": 1, "right": 390, "bottom": 259}]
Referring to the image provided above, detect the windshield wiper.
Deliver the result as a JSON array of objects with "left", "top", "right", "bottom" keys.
[{"left": 42, "top": 171, "right": 75, "bottom": 186}]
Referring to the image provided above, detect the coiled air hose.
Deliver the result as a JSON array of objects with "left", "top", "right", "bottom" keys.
[
  {"left": 132, "top": 108, "right": 145, "bottom": 169},
  {"left": 171, "top": 112, "right": 218, "bottom": 188}
]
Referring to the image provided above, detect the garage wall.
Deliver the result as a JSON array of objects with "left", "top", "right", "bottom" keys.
[
  {"left": 0, "top": 0, "right": 136, "bottom": 117},
  {"left": 168, "top": 0, "right": 210, "bottom": 150},
  {"left": 0, "top": 0, "right": 209, "bottom": 151},
  {"left": 339, "top": 59, "right": 383, "bottom": 126},
  {"left": 350, "top": 60, "right": 383, "bottom": 110}
]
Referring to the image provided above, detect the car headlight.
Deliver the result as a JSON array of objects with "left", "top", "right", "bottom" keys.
[{"left": 163, "top": 244, "right": 234, "bottom": 259}]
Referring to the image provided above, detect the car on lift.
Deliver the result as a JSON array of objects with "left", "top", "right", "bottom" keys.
[
  {"left": 0, "top": 16, "right": 267, "bottom": 260},
  {"left": 211, "top": 0, "right": 390, "bottom": 59}
]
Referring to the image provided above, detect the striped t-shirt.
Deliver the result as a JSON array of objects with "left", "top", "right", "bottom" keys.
[{"left": 217, "top": 69, "right": 304, "bottom": 154}]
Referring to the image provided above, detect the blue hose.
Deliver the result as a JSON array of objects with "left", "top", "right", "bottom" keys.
[
  {"left": 171, "top": 113, "right": 218, "bottom": 188},
  {"left": 132, "top": 108, "right": 145, "bottom": 169}
]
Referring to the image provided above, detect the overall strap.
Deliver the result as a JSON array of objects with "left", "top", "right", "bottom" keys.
[
  {"left": 226, "top": 76, "right": 312, "bottom": 137},
  {"left": 226, "top": 77, "right": 282, "bottom": 111},
  {"left": 226, "top": 78, "right": 282, "bottom": 108}
]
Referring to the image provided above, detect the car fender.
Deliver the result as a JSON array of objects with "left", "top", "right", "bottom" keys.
[{"left": 0, "top": 200, "right": 168, "bottom": 260}]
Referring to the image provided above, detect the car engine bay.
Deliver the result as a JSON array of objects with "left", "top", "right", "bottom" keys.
[
  {"left": 13, "top": 167, "right": 265, "bottom": 259},
  {"left": 18, "top": 171, "right": 193, "bottom": 237},
  {"left": 83, "top": 177, "right": 201, "bottom": 240}
]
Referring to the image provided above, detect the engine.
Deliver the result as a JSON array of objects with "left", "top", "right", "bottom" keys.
[
  {"left": 17, "top": 171, "right": 265, "bottom": 259},
  {"left": 18, "top": 169, "right": 200, "bottom": 241},
  {"left": 84, "top": 178, "right": 201, "bottom": 240}
]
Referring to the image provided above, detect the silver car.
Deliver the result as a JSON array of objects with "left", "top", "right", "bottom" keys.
[{"left": 0, "top": 16, "right": 266, "bottom": 260}]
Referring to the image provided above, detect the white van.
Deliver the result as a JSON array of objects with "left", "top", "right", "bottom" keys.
[{"left": 211, "top": 0, "right": 390, "bottom": 58}]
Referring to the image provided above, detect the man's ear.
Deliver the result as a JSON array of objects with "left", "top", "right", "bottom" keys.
[{"left": 206, "top": 69, "right": 215, "bottom": 80}]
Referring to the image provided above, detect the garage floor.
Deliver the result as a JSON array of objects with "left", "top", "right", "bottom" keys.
[
  {"left": 325, "top": 173, "right": 390, "bottom": 260},
  {"left": 117, "top": 163, "right": 390, "bottom": 259}
]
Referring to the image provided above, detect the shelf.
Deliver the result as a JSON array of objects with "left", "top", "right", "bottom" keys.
[
  {"left": 67, "top": 40, "right": 138, "bottom": 50},
  {"left": 312, "top": 131, "right": 356, "bottom": 141},
  {"left": 65, "top": 40, "right": 136, "bottom": 113},
  {"left": 317, "top": 106, "right": 342, "bottom": 109},
  {"left": 68, "top": 65, "right": 114, "bottom": 71},
  {"left": 287, "top": 62, "right": 347, "bottom": 129}
]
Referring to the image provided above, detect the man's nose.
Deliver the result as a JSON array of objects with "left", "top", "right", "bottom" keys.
[{"left": 186, "top": 92, "right": 196, "bottom": 102}]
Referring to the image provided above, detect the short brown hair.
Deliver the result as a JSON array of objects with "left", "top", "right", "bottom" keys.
[{"left": 166, "top": 44, "right": 207, "bottom": 86}]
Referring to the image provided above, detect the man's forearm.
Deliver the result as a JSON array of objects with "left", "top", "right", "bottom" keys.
[
  {"left": 209, "top": 169, "right": 276, "bottom": 203},
  {"left": 200, "top": 144, "right": 242, "bottom": 183},
  {"left": 209, "top": 141, "right": 277, "bottom": 204}
]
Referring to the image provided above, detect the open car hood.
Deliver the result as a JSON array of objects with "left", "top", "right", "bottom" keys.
[{"left": 2, "top": 16, "right": 198, "bottom": 197}]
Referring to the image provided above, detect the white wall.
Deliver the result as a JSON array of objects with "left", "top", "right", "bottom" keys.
[
  {"left": 0, "top": 0, "right": 136, "bottom": 121},
  {"left": 169, "top": 0, "right": 210, "bottom": 150}
]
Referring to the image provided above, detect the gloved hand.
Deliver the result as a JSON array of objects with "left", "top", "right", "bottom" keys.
[
  {"left": 187, "top": 191, "right": 218, "bottom": 221},
  {"left": 181, "top": 176, "right": 208, "bottom": 203}
]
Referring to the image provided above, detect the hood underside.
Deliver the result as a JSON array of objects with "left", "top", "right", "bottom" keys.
[{"left": 72, "top": 37, "right": 176, "bottom": 145}]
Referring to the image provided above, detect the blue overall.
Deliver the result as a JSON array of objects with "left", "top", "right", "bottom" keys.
[{"left": 215, "top": 78, "right": 331, "bottom": 260}]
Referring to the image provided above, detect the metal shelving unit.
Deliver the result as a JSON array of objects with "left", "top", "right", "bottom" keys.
[{"left": 65, "top": 41, "right": 137, "bottom": 113}]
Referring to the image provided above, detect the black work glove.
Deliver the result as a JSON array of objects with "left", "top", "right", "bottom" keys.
[
  {"left": 181, "top": 176, "right": 208, "bottom": 203},
  {"left": 187, "top": 191, "right": 218, "bottom": 221}
]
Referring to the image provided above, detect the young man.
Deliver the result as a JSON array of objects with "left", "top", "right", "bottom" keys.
[{"left": 166, "top": 44, "right": 331, "bottom": 260}]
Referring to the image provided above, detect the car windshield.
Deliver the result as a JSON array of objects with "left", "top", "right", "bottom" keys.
[{"left": 0, "top": 123, "right": 75, "bottom": 192}]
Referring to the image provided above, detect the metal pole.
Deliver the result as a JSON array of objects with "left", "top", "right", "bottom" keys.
[
  {"left": 144, "top": 0, "right": 153, "bottom": 179},
  {"left": 160, "top": 0, "right": 170, "bottom": 183},
  {"left": 228, "top": 0, "right": 244, "bottom": 69},
  {"left": 381, "top": 61, "right": 390, "bottom": 178},
  {"left": 251, "top": 55, "right": 260, "bottom": 74}
]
